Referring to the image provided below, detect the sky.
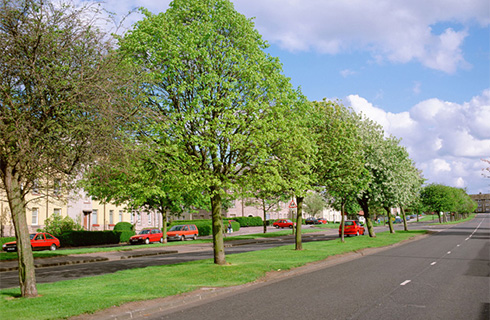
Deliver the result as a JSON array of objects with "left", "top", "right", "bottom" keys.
[{"left": 84, "top": 0, "right": 490, "bottom": 195}]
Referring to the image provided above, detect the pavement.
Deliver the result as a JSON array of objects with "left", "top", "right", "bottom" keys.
[{"left": 0, "top": 225, "right": 331, "bottom": 273}]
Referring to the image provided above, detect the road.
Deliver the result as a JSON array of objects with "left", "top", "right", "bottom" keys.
[{"left": 132, "top": 214, "right": 489, "bottom": 320}]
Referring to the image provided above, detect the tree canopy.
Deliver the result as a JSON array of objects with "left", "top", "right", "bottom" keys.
[
  {"left": 118, "top": 0, "right": 303, "bottom": 264},
  {"left": 0, "top": 0, "right": 139, "bottom": 296}
]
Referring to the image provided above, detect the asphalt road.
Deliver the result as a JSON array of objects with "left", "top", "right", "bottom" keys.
[{"left": 133, "top": 214, "right": 490, "bottom": 320}]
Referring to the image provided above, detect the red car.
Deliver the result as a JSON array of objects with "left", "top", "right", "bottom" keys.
[
  {"left": 273, "top": 219, "right": 294, "bottom": 229},
  {"left": 339, "top": 220, "right": 365, "bottom": 237},
  {"left": 129, "top": 228, "right": 164, "bottom": 245},
  {"left": 2, "top": 232, "right": 60, "bottom": 252},
  {"left": 317, "top": 218, "right": 328, "bottom": 224},
  {"left": 167, "top": 224, "right": 199, "bottom": 241}
]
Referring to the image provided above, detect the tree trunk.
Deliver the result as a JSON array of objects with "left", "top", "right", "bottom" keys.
[
  {"left": 3, "top": 166, "right": 38, "bottom": 297},
  {"left": 358, "top": 198, "right": 376, "bottom": 237},
  {"left": 438, "top": 212, "right": 442, "bottom": 223},
  {"left": 210, "top": 187, "right": 226, "bottom": 265},
  {"left": 400, "top": 207, "right": 408, "bottom": 231},
  {"left": 385, "top": 207, "right": 394, "bottom": 234},
  {"left": 340, "top": 201, "right": 346, "bottom": 243},
  {"left": 159, "top": 206, "right": 168, "bottom": 244},
  {"left": 295, "top": 196, "right": 303, "bottom": 250},
  {"left": 262, "top": 199, "right": 267, "bottom": 234}
]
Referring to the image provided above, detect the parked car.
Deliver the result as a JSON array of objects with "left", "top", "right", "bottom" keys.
[
  {"left": 167, "top": 224, "right": 199, "bottom": 241},
  {"left": 129, "top": 228, "right": 164, "bottom": 245},
  {"left": 273, "top": 219, "right": 294, "bottom": 229},
  {"left": 339, "top": 220, "right": 365, "bottom": 237},
  {"left": 305, "top": 217, "right": 319, "bottom": 225},
  {"left": 317, "top": 218, "right": 328, "bottom": 224},
  {"left": 2, "top": 232, "right": 60, "bottom": 252},
  {"left": 394, "top": 216, "right": 403, "bottom": 223}
]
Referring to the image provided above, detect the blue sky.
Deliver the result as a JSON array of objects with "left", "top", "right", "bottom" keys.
[{"left": 86, "top": 0, "right": 490, "bottom": 194}]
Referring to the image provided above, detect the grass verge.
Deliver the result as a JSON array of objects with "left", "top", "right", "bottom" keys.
[{"left": 0, "top": 230, "right": 426, "bottom": 320}]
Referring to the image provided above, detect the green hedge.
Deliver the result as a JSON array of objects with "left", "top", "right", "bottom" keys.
[
  {"left": 58, "top": 230, "right": 134, "bottom": 247},
  {"left": 231, "top": 216, "right": 263, "bottom": 227},
  {"left": 113, "top": 222, "right": 134, "bottom": 231},
  {"left": 1, "top": 237, "right": 16, "bottom": 246}
]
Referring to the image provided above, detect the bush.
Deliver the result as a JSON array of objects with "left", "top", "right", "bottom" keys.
[
  {"left": 232, "top": 216, "right": 263, "bottom": 227},
  {"left": 113, "top": 221, "right": 134, "bottom": 231},
  {"left": 1, "top": 237, "right": 16, "bottom": 246},
  {"left": 41, "top": 213, "right": 83, "bottom": 237},
  {"left": 118, "top": 230, "right": 135, "bottom": 243},
  {"left": 58, "top": 230, "right": 129, "bottom": 247}
]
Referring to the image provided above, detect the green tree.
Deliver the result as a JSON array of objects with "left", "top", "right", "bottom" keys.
[
  {"left": 311, "top": 101, "right": 368, "bottom": 242},
  {"left": 354, "top": 114, "right": 387, "bottom": 237},
  {"left": 41, "top": 213, "right": 83, "bottom": 237},
  {"left": 421, "top": 184, "right": 456, "bottom": 223},
  {"left": 119, "top": 0, "right": 300, "bottom": 264},
  {"left": 82, "top": 150, "right": 207, "bottom": 242},
  {"left": 0, "top": 0, "right": 138, "bottom": 297},
  {"left": 303, "top": 192, "right": 327, "bottom": 217}
]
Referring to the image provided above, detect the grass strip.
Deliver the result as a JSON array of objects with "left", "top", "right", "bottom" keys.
[{"left": 0, "top": 230, "right": 426, "bottom": 320}]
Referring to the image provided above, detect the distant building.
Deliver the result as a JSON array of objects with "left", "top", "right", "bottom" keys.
[{"left": 469, "top": 193, "right": 490, "bottom": 213}]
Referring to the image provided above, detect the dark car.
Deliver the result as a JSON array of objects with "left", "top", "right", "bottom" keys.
[
  {"left": 305, "top": 217, "right": 320, "bottom": 225},
  {"left": 129, "top": 228, "right": 164, "bottom": 245},
  {"left": 2, "top": 232, "right": 60, "bottom": 252},
  {"left": 339, "top": 220, "right": 365, "bottom": 237}
]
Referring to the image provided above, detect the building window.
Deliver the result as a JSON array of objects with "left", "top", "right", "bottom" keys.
[
  {"left": 32, "top": 208, "right": 38, "bottom": 225},
  {"left": 109, "top": 210, "right": 114, "bottom": 224},
  {"left": 119, "top": 210, "right": 123, "bottom": 222},
  {"left": 130, "top": 212, "right": 134, "bottom": 223},
  {"left": 137, "top": 212, "right": 141, "bottom": 224},
  {"left": 92, "top": 209, "right": 98, "bottom": 225},
  {"left": 53, "top": 208, "right": 61, "bottom": 216}
]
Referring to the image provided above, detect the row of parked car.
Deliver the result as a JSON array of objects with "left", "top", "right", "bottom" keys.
[{"left": 2, "top": 224, "right": 200, "bottom": 252}]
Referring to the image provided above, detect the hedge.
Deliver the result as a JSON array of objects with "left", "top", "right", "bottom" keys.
[
  {"left": 113, "top": 221, "right": 134, "bottom": 231},
  {"left": 231, "top": 216, "right": 263, "bottom": 227},
  {"left": 1, "top": 237, "right": 16, "bottom": 246},
  {"left": 58, "top": 230, "right": 135, "bottom": 247}
]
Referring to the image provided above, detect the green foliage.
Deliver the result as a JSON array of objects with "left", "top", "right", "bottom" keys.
[
  {"left": 119, "top": 0, "right": 304, "bottom": 263},
  {"left": 231, "top": 216, "right": 263, "bottom": 227},
  {"left": 421, "top": 184, "right": 477, "bottom": 220},
  {"left": 41, "top": 213, "right": 83, "bottom": 237},
  {"left": 303, "top": 192, "right": 327, "bottom": 217},
  {"left": 113, "top": 222, "right": 135, "bottom": 232},
  {"left": 0, "top": 237, "right": 15, "bottom": 246}
]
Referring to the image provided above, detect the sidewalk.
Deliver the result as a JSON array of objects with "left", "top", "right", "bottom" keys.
[{"left": 0, "top": 225, "right": 330, "bottom": 272}]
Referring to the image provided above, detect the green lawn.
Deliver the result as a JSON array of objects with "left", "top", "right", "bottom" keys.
[{"left": 0, "top": 230, "right": 426, "bottom": 320}]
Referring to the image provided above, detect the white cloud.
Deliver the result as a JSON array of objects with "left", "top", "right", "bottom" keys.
[
  {"left": 80, "top": 0, "right": 489, "bottom": 73},
  {"left": 345, "top": 90, "right": 490, "bottom": 194},
  {"left": 232, "top": 0, "right": 489, "bottom": 73},
  {"left": 340, "top": 69, "right": 356, "bottom": 78}
]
